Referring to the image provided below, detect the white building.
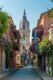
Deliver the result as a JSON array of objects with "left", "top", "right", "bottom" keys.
[
  {"left": 49, "top": 28, "right": 53, "bottom": 44},
  {"left": 19, "top": 10, "right": 30, "bottom": 54}
]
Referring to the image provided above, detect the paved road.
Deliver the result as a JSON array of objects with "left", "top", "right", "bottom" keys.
[{"left": 5, "top": 65, "right": 40, "bottom": 80}]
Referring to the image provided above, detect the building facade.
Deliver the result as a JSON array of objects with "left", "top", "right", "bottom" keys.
[
  {"left": 3, "top": 16, "right": 21, "bottom": 70},
  {"left": 37, "top": 11, "right": 53, "bottom": 38},
  {"left": 36, "top": 10, "right": 53, "bottom": 71},
  {"left": 31, "top": 9, "right": 53, "bottom": 71},
  {"left": 19, "top": 10, "right": 30, "bottom": 53}
]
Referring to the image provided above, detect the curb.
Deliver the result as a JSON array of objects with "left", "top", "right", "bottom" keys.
[
  {"left": 0, "top": 69, "right": 18, "bottom": 80},
  {"left": 0, "top": 72, "right": 10, "bottom": 80},
  {"left": 0, "top": 67, "right": 21, "bottom": 80},
  {"left": 34, "top": 68, "right": 44, "bottom": 80}
]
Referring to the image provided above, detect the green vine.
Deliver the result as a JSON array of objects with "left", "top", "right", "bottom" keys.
[{"left": 5, "top": 40, "right": 13, "bottom": 69}]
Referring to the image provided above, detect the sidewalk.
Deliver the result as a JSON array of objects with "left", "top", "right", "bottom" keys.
[
  {"left": 0, "top": 68, "right": 20, "bottom": 80},
  {"left": 35, "top": 68, "right": 53, "bottom": 80},
  {"left": 0, "top": 72, "right": 10, "bottom": 80}
]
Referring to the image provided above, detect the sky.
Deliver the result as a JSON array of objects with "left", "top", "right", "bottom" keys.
[{"left": 0, "top": 0, "right": 53, "bottom": 40}]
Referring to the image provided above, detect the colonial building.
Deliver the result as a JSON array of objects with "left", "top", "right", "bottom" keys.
[
  {"left": 3, "top": 16, "right": 21, "bottom": 70},
  {"left": 31, "top": 9, "right": 53, "bottom": 71},
  {"left": 19, "top": 10, "right": 30, "bottom": 54},
  {"left": 37, "top": 10, "right": 53, "bottom": 38},
  {"left": 36, "top": 9, "right": 53, "bottom": 71},
  {"left": 31, "top": 9, "right": 53, "bottom": 52}
]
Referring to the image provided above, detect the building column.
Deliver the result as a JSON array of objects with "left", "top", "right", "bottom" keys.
[
  {"left": 0, "top": 48, "right": 2, "bottom": 72},
  {"left": 2, "top": 49, "right": 6, "bottom": 72}
]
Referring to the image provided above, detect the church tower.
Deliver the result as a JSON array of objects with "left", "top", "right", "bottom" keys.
[{"left": 19, "top": 10, "right": 30, "bottom": 51}]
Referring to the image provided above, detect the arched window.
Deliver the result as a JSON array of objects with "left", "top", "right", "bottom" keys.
[
  {"left": 23, "top": 26, "right": 25, "bottom": 30},
  {"left": 23, "top": 35, "right": 25, "bottom": 40}
]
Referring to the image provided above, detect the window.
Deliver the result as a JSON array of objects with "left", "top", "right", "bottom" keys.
[
  {"left": 23, "top": 26, "right": 25, "bottom": 30},
  {"left": 51, "top": 24, "right": 53, "bottom": 26},
  {"left": 23, "top": 35, "right": 25, "bottom": 40}
]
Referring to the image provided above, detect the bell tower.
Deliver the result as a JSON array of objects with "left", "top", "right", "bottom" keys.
[{"left": 19, "top": 10, "right": 30, "bottom": 52}]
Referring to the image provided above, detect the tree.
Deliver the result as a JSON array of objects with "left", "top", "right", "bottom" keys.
[
  {"left": 37, "top": 35, "right": 53, "bottom": 56},
  {"left": 37, "top": 35, "right": 53, "bottom": 75},
  {"left": 48, "top": 8, "right": 53, "bottom": 18},
  {"left": 5, "top": 39, "right": 13, "bottom": 69},
  {"left": 0, "top": 9, "right": 8, "bottom": 38},
  {"left": 48, "top": 0, "right": 53, "bottom": 18},
  {"left": 50, "top": 0, "right": 53, "bottom": 2},
  {"left": 37, "top": 36, "right": 49, "bottom": 55}
]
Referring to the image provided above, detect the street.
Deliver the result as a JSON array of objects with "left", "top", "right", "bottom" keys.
[
  {"left": 5, "top": 65, "right": 40, "bottom": 80},
  {"left": 0, "top": 0, "right": 53, "bottom": 79}
]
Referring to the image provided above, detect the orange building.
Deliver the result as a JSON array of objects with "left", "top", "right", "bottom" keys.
[{"left": 37, "top": 10, "right": 53, "bottom": 38}]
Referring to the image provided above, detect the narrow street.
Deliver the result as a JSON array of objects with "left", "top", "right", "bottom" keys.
[
  {"left": 0, "top": 0, "right": 53, "bottom": 80},
  {"left": 5, "top": 65, "right": 40, "bottom": 80}
]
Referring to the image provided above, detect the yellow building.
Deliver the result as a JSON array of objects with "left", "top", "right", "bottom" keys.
[{"left": 15, "top": 51, "right": 21, "bottom": 67}]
